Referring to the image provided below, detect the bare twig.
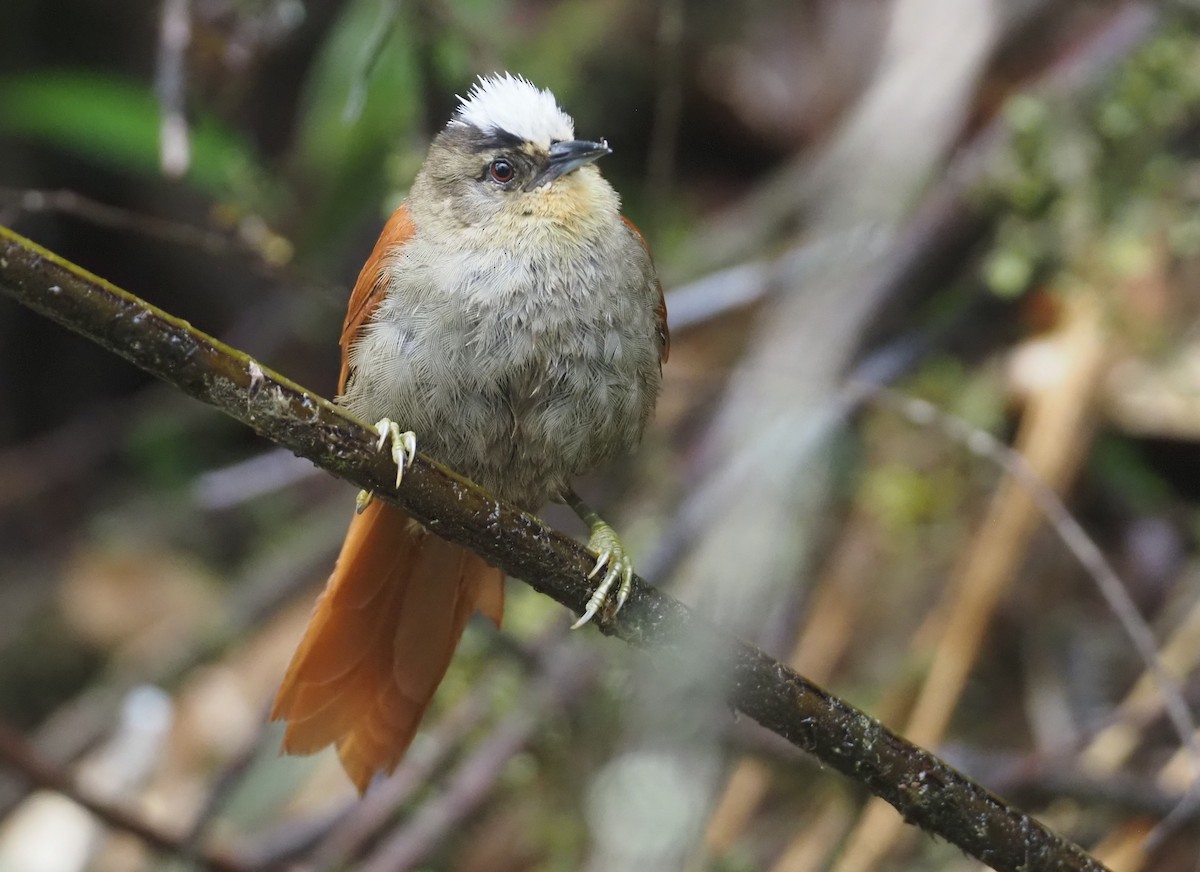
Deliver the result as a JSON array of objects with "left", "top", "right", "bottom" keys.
[
  {"left": 0, "top": 224, "right": 1110, "bottom": 872},
  {"left": 2, "top": 187, "right": 233, "bottom": 255},
  {"left": 308, "top": 677, "right": 497, "bottom": 869},
  {"left": 359, "top": 641, "right": 595, "bottom": 872},
  {"left": 834, "top": 291, "right": 1110, "bottom": 872},
  {"left": 0, "top": 400, "right": 125, "bottom": 512},
  {"left": 0, "top": 187, "right": 300, "bottom": 278},
  {"left": 180, "top": 702, "right": 274, "bottom": 861},
  {"left": 0, "top": 719, "right": 245, "bottom": 872},
  {"left": 192, "top": 448, "right": 317, "bottom": 509},
  {"left": 867, "top": 385, "right": 1200, "bottom": 773},
  {"left": 868, "top": 381, "right": 1200, "bottom": 857},
  {"left": 241, "top": 639, "right": 525, "bottom": 869}
]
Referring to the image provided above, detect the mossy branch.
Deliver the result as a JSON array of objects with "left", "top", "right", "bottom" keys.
[{"left": 0, "top": 224, "right": 1109, "bottom": 872}]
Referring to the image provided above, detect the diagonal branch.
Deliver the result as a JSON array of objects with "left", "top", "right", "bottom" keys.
[{"left": 0, "top": 224, "right": 1109, "bottom": 872}]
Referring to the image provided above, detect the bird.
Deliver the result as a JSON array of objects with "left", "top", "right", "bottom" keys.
[{"left": 270, "top": 73, "right": 669, "bottom": 793}]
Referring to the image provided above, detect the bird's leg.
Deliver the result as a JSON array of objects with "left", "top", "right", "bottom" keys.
[
  {"left": 563, "top": 488, "right": 634, "bottom": 629},
  {"left": 356, "top": 418, "right": 418, "bottom": 513}
]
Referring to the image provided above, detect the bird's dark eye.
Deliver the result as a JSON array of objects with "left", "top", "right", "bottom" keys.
[{"left": 488, "top": 158, "right": 515, "bottom": 184}]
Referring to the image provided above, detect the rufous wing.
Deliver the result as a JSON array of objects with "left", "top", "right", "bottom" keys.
[{"left": 338, "top": 204, "right": 417, "bottom": 394}]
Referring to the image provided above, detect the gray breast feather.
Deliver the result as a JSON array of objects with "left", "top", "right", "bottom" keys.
[{"left": 341, "top": 224, "right": 661, "bottom": 509}]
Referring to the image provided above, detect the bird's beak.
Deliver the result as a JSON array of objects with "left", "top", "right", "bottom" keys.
[{"left": 529, "top": 139, "right": 611, "bottom": 188}]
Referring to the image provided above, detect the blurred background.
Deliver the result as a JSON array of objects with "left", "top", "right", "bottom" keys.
[{"left": 2, "top": 0, "right": 1200, "bottom": 869}]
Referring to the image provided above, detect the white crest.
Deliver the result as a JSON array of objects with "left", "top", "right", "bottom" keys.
[{"left": 451, "top": 73, "right": 575, "bottom": 147}]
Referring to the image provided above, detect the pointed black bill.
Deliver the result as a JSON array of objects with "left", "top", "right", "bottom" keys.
[{"left": 528, "top": 139, "right": 611, "bottom": 188}]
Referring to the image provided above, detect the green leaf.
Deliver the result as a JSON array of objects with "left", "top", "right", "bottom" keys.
[{"left": 290, "top": 0, "right": 422, "bottom": 258}]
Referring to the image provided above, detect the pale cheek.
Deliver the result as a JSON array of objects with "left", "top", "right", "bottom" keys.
[{"left": 458, "top": 186, "right": 506, "bottom": 229}]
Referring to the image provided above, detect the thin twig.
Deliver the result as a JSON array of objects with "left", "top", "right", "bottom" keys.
[
  {"left": 873, "top": 385, "right": 1200, "bottom": 856},
  {"left": 0, "top": 224, "right": 1110, "bottom": 872},
  {"left": 0, "top": 187, "right": 306, "bottom": 286},
  {"left": 240, "top": 636, "right": 525, "bottom": 869},
  {"left": 834, "top": 291, "right": 1109, "bottom": 872},
  {"left": 0, "top": 400, "right": 125, "bottom": 512},
  {"left": 181, "top": 702, "right": 275, "bottom": 861},
  {"left": 359, "top": 641, "right": 595, "bottom": 872},
  {"left": 24, "top": 497, "right": 348, "bottom": 794},
  {"left": 1, "top": 187, "right": 235, "bottom": 255},
  {"left": 866, "top": 384, "right": 1200, "bottom": 775},
  {"left": 312, "top": 681, "right": 496, "bottom": 869},
  {"left": 0, "top": 720, "right": 246, "bottom": 872}
]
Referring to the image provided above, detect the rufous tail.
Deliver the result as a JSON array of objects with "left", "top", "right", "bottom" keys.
[{"left": 271, "top": 500, "right": 504, "bottom": 793}]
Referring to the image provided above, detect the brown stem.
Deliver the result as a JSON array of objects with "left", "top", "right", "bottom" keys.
[{"left": 0, "top": 224, "right": 1110, "bottom": 872}]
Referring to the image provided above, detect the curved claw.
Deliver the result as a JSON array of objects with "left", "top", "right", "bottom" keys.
[
  {"left": 355, "top": 488, "right": 374, "bottom": 514},
  {"left": 572, "top": 522, "right": 635, "bottom": 629},
  {"left": 571, "top": 601, "right": 600, "bottom": 630},
  {"left": 374, "top": 418, "right": 418, "bottom": 488},
  {"left": 356, "top": 418, "right": 418, "bottom": 513},
  {"left": 615, "top": 561, "right": 633, "bottom": 611},
  {"left": 587, "top": 550, "right": 612, "bottom": 580}
]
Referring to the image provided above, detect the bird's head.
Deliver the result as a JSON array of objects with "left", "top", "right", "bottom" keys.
[{"left": 411, "top": 74, "right": 620, "bottom": 244}]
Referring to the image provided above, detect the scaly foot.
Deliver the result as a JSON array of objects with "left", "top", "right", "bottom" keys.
[
  {"left": 571, "top": 519, "right": 635, "bottom": 629},
  {"left": 356, "top": 417, "right": 418, "bottom": 514}
]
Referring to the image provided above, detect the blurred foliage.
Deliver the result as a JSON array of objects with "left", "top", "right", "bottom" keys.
[
  {"left": 1091, "top": 434, "right": 1174, "bottom": 512},
  {"left": 0, "top": 612, "right": 102, "bottom": 730},
  {"left": 982, "top": 23, "right": 1200, "bottom": 303},
  {"left": 290, "top": 0, "right": 424, "bottom": 257},
  {"left": 0, "top": 71, "right": 271, "bottom": 202}
]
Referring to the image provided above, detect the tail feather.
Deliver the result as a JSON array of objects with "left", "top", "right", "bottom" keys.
[
  {"left": 390, "top": 541, "right": 483, "bottom": 700},
  {"left": 275, "top": 667, "right": 390, "bottom": 754},
  {"left": 272, "top": 500, "right": 504, "bottom": 793},
  {"left": 474, "top": 566, "right": 505, "bottom": 626}
]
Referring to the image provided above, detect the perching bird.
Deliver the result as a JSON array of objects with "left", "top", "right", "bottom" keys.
[{"left": 271, "top": 73, "right": 668, "bottom": 793}]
